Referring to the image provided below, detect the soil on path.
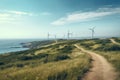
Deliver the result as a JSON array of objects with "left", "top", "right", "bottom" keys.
[
  {"left": 75, "top": 44, "right": 117, "bottom": 80},
  {"left": 110, "top": 39, "right": 120, "bottom": 45}
]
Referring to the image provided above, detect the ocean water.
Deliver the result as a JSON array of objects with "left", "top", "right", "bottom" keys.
[{"left": 0, "top": 39, "right": 44, "bottom": 54}]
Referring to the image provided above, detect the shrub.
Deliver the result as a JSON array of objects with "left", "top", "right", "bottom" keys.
[
  {"left": 95, "top": 44, "right": 120, "bottom": 51},
  {"left": 58, "top": 46, "right": 74, "bottom": 54},
  {"left": 44, "top": 54, "right": 70, "bottom": 63},
  {"left": 54, "top": 54, "right": 70, "bottom": 61},
  {"left": 80, "top": 43, "right": 92, "bottom": 49},
  {"left": 0, "top": 62, "right": 4, "bottom": 65},
  {"left": 103, "top": 44, "right": 120, "bottom": 51},
  {"left": 20, "top": 56, "right": 33, "bottom": 60},
  {"left": 35, "top": 53, "right": 48, "bottom": 59},
  {"left": 95, "top": 39, "right": 111, "bottom": 45},
  {"left": 16, "top": 64, "right": 24, "bottom": 67}
]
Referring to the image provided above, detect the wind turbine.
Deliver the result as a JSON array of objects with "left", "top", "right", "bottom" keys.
[
  {"left": 54, "top": 34, "right": 57, "bottom": 43},
  {"left": 89, "top": 27, "right": 95, "bottom": 39},
  {"left": 67, "top": 30, "right": 72, "bottom": 40},
  {"left": 47, "top": 33, "right": 50, "bottom": 40}
]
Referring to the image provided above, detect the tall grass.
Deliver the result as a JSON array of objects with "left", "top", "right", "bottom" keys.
[
  {"left": 77, "top": 38, "right": 120, "bottom": 80},
  {"left": 0, "top": 54, "right": 91, "bottom": 80},
  {"left": 0, "top": 40, "right": 92, "bottom": 80},
  {"left": 96, "top": 51, "right": 120, "bottom": 80}
]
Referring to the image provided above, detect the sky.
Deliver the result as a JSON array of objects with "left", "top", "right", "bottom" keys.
[{"left": 0, "top": 0, "right": 120, "bottom": 39}]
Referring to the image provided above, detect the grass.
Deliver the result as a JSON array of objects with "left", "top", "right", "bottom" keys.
[
  {"left": 78, "top": 38, "right": 120, "bottom": 51},
  {"left": 112, "top": 37, "right": 120, "bottom": 43},
  {"left": 0, "top": 53, "right": 91, "bottom": 80},
  {"left": 77, "top": 38, "right": 120, "bottom": 80},
  {"left": 0, "top": 41, "right": 76, "bottom": 69},
  {"left": 0, "top": 40, "right": 91, "bottom": 80},
  {"left": 96, "top": 51, "right": 120, "bottom": 80},
  {"left": 0, "top": 38, "right": 120, "bottom": 80}
]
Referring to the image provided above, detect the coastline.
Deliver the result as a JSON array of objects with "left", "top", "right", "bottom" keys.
[{"left": 20, "top": 40, "right": 55, "bottom": 49}]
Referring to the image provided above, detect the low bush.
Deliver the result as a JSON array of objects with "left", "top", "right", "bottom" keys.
[
  {"left": 95, "top": 39, "right": 111, "bottom": 45},
  {"left": 58, "top": 45, "right": 75, "bottom": 54},
  {"left": 35, "top": 53, "right": 48, "bottom": 59},
  {"left": 16, "top": 64, "right": 24, "bottom": 68},
  {"left": 54, "top": 54, "right": 70, "bottom": 61},
  {"left": 0, "top": 62, "right": 4, "bottom": 65},
  {"left": 95, "top": 44, "right": 120, "bottom": 51},
  {"left": 44, "top": 54, "right": 70, "bottom": 63},
  {"left": 19, "top": 56, "right": 33, "bottom": 60},
  {"left": 80, "top": 43, "right": 92, "bottom": 49}
]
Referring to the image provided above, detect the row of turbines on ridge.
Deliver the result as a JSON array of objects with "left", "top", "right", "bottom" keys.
[{"left": 47, "top": 27, "right": 95, "bottom": 41}]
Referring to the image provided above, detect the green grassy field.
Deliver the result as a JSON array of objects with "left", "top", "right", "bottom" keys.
[
  {"left": 77, "top": 38, "right": 120, "bottom": 80},
  {"left": 0, "top": 38, "right": 120, "bottom": 80},
  {"left": 96, "top": 51, "right": 120, "bottom": 80},
  {"left": 0, "top": 40, "right": 91, "bottom": 80}
]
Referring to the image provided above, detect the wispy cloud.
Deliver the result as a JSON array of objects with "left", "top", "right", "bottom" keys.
[
  {"left": 7, "top": 10, "right": 33, "bottom": 16},
  {"left": 1, "top": 10, "right": 34, "bottom": 16},
  {"left": 51, "top": 7, "right": 120, "bottom": 26},
  {"left": 0, "top": 10, "right": 52, "bottom": 24},
  {"left": 0, "top": 10, "right": 35, "bottom": 23}
]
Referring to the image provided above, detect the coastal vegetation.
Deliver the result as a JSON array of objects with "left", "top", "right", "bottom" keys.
[
  {"left": 77, "top": 38, "right": 120, "bottom": 80},
  {"left": 0, "top": 40, "right": 91, "bottom": 80},
  {"left": 0, "top": 38, "right": 120, "bottom": 80}
]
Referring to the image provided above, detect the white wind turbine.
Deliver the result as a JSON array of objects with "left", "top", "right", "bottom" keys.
[
  {"left": 47, "top": 33, "right": 50, "bottom": 40},
  {"left": 89, "top": 27, "right": 95, "bottom": 39}
]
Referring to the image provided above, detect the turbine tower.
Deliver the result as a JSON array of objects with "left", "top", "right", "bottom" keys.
[
  {"left": 67, "top": 30, "right": 72, "bottom": 40},
  {"left": 54, "top": 35, "right": 57, "bottom": 43},
  {"left": 47, "top": 33, "right": 50, "bottom": 40},
  {"left": 89, "top": 27, "right": 95, "bottom": 39}
]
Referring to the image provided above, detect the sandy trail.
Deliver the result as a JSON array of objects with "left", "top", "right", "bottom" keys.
[
  {"left": 74, "top": 44, "right": 117, "bottom": 80},
  {"left": 110, "top": 39, "right": 120, "bottom": 45}
]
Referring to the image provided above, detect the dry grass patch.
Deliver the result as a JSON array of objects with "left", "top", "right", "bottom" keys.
[{"left": 0, "top": 54, "right": 91, "bottom": 80}]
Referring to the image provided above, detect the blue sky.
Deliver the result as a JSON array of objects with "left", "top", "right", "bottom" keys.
[{"left": 0, "top": 0, "right": 120, "bottom": 39}]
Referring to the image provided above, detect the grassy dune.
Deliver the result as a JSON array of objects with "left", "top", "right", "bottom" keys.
[
  {"left": 0, "top": 40, "right": 91, "bottom": 80},
  {"left": 0, "top": 54, "right": 91, "bottom": 80},
  {"left": 96, "top": 51, "right": 120, "bottom": 80},
  {"left": 77, "top": 38, "right": 120, "bottom": 80},
  {"left": 0, "top": 38, "right": 120, "bottom": 80}
]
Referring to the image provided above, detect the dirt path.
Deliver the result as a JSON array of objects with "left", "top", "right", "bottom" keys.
[
  {"left": 110, "top": 39, "right": 120, "bottom": 45},
  {"left": 74, "top": 44, "right": 117, "bottom": 80}
]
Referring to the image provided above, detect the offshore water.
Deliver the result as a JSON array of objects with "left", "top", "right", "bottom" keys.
[{"left": 0, "top": 39, "right": 43, "bottom": 54}]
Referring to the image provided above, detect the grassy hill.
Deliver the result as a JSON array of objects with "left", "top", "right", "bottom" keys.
[
  {"left": 76, "top": 37, "right": 120, "bottom": 80},
  {"left": 0, "top": 40, "right": 91, "bottom": 80},
  {"left": 0, "top": 38, "right": 120, "bottom": 80}
]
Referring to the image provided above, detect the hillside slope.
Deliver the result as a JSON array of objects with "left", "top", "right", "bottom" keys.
[
  {"left": 75, "top": 44, "right": 117, "bottom": 80},
  {"left": 0, "top": 38, "right": 120, "bottom": 80}
]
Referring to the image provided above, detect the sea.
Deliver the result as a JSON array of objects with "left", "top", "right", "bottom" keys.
[{"left": 0, "top": 39, "right": 45, "bottom": 54}]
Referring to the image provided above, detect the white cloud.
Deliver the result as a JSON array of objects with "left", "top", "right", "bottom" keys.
[
  {"left": 0, "top": 10, "right": 34, "bottom": 24},
  {"left": 0, "top": 10, "right": 52, "bottom": 24},
  {"left": 4, "top": 10, "right": 34, "bottom": 16},
  {"left": 51, "top": 7, "right": 120, "bottom": 26},
  {"left": 8, "top": 11, "right": 31, "bottom": 15}
]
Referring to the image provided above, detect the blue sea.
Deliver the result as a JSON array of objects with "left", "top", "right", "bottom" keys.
[{"left": 0, "top": 39, "right": 44, "bottom": 54}]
